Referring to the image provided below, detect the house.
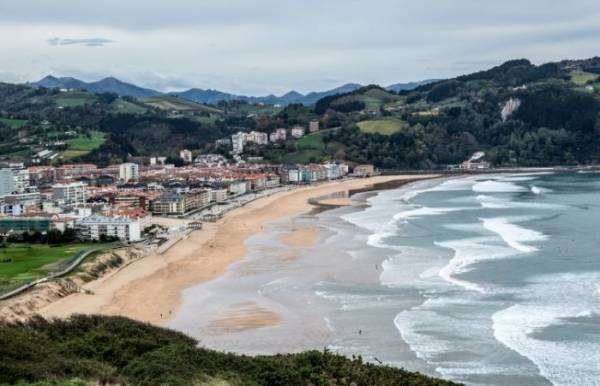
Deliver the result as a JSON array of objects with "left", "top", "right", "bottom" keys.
[
  {"left": 353, "top": 164, "right": 375, "bottom": 177},
  {"left": 180, "top": 149, "right": 193, "bottom": 164},
  {"left": 309, "top": 120, "right": 320, "bottom": 133},
  {"left": 269, "top": 128, "right": 287, "bottom": 142},
  {"left": 291, "top": 126, "right": 305, "bottom": 138}
]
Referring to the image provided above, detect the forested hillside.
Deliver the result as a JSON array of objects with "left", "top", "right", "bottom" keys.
[{"left": 3, "top": 57, "right": 600, "bottom": 168}]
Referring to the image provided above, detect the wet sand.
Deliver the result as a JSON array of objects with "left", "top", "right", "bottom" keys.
[{"left": 39, "top": 175, "right": 439, "bottom": 327}]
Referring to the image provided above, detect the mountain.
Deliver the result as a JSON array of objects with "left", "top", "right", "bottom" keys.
[
  {"left": 30, "top": 76, "right": 429, "bottom": 106},
  {"left": 172, "top": 82, "right": 364, "bottom": 105},
  {"left": 31, "top": 75, "right": 161, "bottom": 98},
  {"left": 386, "top": 79, "right": 439, "bottom": 92}
]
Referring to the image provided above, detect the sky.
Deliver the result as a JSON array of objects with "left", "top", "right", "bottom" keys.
[{"left": 1, "top": 0, "right": 600, "bottom": 95}]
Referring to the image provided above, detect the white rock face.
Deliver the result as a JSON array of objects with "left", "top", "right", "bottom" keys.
[{"left": 501, "top": 97, "right": 521, "bottom": 121}]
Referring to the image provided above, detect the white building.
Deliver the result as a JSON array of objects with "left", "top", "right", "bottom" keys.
[
  {"left": 0, "top": 169, "right": 15, "bottom": 197},
  {"left": 52, "top": 182, "right": 88, "bottom": 205},
  {"left": 269, "top": 128, "right": 287, "bottom": 142},
  {"left": 119, "top": 163, "right": 139, "bottom": 183},
  {"left": 309, "top": 120, "right": 320, "bottom": 133},
  {"left": 246, "top": 131, "right": 269, "bottom": 145},
  {"left": 231, "top": 132, "right": 247, "bottom": 154},
  {"left": 180, "top": 149, "right": 193, "bottom": 164},
  {"left": 75, "top": 215, "right": 141, "bottom": 242},
  {"left": 228, "top": 181, "right": 247, "bottom": 195},
  {"left": 209, "top": 188, "right": 228, "bottom": 203},
  {"left": 291, "top": 126, "right": 305, "bottom": 138}
]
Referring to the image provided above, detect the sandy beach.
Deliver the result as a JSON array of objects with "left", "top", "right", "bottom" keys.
[{"left": 39, "top": 175, "right": 438, "bottom": 326}]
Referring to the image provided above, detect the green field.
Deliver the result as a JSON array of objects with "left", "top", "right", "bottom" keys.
[
  {"left": 296, "top": 132, "right": 326, "bottom": 151},
  {"left": 0, "top": 117, "right": 28, "bottom": 129},
  {"left": 570, "top": 70, "right": 599, "bottom": 85},
  {"left": 54, "top": 91, "right": 97, "bottom": 107},
  {"left": 142, "top": 95, "right": 223, "bottom": 114},
  {"left": 110, "top": 99, "right": 148, "bottom": 114},
  {"left": 0, "top": 243, "right": 94, "bottom": 291},
  {"left": 358, "top": 118, "right": 408, "bottom": 135},
  {"left": 67, "top": 131, "right": 106, "bottom": 151}
]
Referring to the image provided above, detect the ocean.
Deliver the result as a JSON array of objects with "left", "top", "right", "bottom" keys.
[{"left": 170, "top": 172, "right": 600, "bottom": 386}]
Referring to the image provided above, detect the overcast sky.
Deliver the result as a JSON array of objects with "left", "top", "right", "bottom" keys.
[{"left": 1, "top": 0, "right": 600, "bottom": 95}]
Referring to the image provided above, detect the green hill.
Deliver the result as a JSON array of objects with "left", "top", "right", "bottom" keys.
[{"left": 0, "top": 315, "right": 458, "bottom": 386}]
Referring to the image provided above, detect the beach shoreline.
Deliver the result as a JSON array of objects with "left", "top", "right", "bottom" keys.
[{"left": 33, "top": 175, "right": 439, "bottom": 326}]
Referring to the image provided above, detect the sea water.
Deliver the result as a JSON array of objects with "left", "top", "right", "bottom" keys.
[{"left": 171, "top": 172, "right": 600, "bottom": 386}]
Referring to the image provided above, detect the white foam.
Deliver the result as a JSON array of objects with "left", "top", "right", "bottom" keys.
[
  {"left": 481, "top": 217, "right": 547, "bottom": 253},
  {"left": 531, "top": 186, "right": 552, "bottom": 195},
  {"left": 392, "top": 206, "right": 476, "bottom": 221},
  {"left": 492, "top": 272, "right": 600, "bottom": 386},
  {"left": 473, "top": 180, "right": 527, "bottom": 193},
  {"left": 436, "top": 237, "right": 516, "bottom": 293}
]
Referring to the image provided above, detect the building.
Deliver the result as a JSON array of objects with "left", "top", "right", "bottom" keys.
[
  {"left": 269, "top": 128, "right": 287, "bottom": 142},
  {"left": 180, "top": 149, "right": 193, "bottom": 164},
  {"left": 460, "top": 152, "right": 490, "bottom": 170},
  {"left": 231, "top": 132, "right": 247, "bottom": 154},
  {"left": 215, "top": 138, "right": 231, "bottom": 147},
  {"left": 52, "top": 182, "right": 88, "bottom": 204},
  {"left": 353, "top": 164, "right": 375, "bottom": 177},
  {"left": 246, "top": 131, "right": 269, "bottom": 145},
  {"left": 75, "top": 215, "right": 141, "bottom": 242},
  {"left": 0, "top": 169, "right": 15, "bottom": 197},
  {"left": 291, "top": 126, "right": 305, "bottom": 138},
  {"left": 150, "top": 190, "right": 210, "bottom": 216},
  {"left": 309, "top": 120, "right": 320, "bottom": 133},
  {"left": 228, "top": 181, "right": 247, "bottom": 195},
  {"left": 119, "top": 163, "right": 139, "bottom": 183},
  {"left": 0, "top": 217, "right": 50, "bottom": 234},
  {"left": 209, "top": 189, "right": 228, "bottom": 203}
]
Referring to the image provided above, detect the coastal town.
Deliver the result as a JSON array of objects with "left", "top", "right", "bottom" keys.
[{"left": 0, "top": 123, "right": 376, "bottom": 247}]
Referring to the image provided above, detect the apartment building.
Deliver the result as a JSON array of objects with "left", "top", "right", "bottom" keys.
[
  {"left": 119, "top": 163, "right": 139, "bottom": 183},
  {"left": 52, "top": 181, "right": 88, "bottom": 204},
  {"left": 180, "top": 149, "right": 193, "bottom": 164},
  {"left": 76, "top": 215, "right": 141, "bottom": 242},
  {"left": 150, "top": 190, "right": 210, "bottom": 216}
]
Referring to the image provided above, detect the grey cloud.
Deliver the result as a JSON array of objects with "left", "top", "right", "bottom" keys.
[{"left": 47, "top": 37, "right": 115, "bottom": 47}]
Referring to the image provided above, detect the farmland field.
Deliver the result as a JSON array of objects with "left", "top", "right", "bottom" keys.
[{"left": 357, "top": 118, "right": 407, "bottom": 135}]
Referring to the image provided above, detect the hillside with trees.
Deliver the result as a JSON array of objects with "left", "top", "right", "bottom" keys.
[
  {"left": 0, "top": 315, "right": 457, "bottom": 386},
  {"left": 3, "top": 57, "right": 600, "bottom": 168}
]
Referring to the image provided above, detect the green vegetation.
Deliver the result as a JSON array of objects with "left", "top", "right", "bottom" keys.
[
  {"left": 296, "top": 132, "right": 326, "bottom": 151},
  {"left": 59, "top": 131, "right": 107, "bottom": 160},
  {"left": 570, "top": 70, "right": 598, "bottom": 85},
  {"left": 110, "top": 99, "right": 148, "bottom": 114},
  {"left": 0, "top": 315, "right": 458, "bottom": 386},
  {"left": 142, "top": 95, "right": 223, "bottom": 114},
  {"left": 357, "top": 118, "right": 407, "bottom": 135},
  {"left": 0, "top": 117, "right": 28, "bottom": 129},
  {"left": 67, "top": 131, "right": 106, "bottom": 151},
  {"left": 0, "top": 243, "right": 93, "bottom": 291},
  {"left": 53, "top": 91, "right": 97, "bottom": 107}
]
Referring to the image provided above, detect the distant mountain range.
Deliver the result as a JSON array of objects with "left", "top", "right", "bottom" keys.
[
  {"left": 31, "top": 75, "right": 161, "bottom": 98},
  {"left": 29, "top": 76, "right": 437, "bottom": 105}
]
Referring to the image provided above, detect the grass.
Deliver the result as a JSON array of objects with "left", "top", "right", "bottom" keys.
[
  {"left": 0, "top": 243, "right": 95, "bottom": 291},
  {"left": 53, "top": 91, "right": 97, "bottom": 108},
  {"left": 142, "top": 95, "right": 223, "bottom": 114},
  {"left": 357, "top": 118, "right": 408, "bottom": 135},
  {"left": 59, "top": 150, "right": 89, "bottom": 160},
  {"left": 570, "top": 70, "right": 599, "bottom": 86},
  {"left": 110, "top": 99, "right": 148, "bottom": 114},
  {"left": 67, "top": 131, "right": 106, "bottom": 151},
  {"left": 0, "top": 118, "right": 28, "bottom": 129},
  {"left": 296, "top": 132, "right": 325, "bottom": 151}
]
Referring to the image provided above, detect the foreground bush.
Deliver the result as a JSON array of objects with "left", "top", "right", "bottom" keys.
[{"left": 0, "top": 315, "right": 459, "bottom": 385}]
